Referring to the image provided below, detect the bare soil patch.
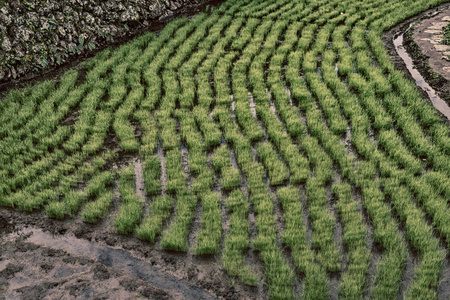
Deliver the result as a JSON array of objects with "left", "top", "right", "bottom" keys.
[{"left": 382, "top": 3, "right": 450, "bottom": 111}]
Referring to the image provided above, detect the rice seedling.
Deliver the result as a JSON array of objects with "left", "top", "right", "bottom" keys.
[{"left": 3, "top": 0, "right": 450, "bottom": 298}]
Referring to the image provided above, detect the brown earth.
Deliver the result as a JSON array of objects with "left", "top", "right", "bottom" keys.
[
  {"left": 0, "top": 208, "right": 258, "bottom": 300},
  {"left": 382, "top": 3, "right": 450, "bottom": 109}
]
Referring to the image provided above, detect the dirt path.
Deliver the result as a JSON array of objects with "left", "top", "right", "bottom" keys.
[
  {"left": 0, "top": 209, "right": 253, "bottom": 300},
  {"left": 382, "top": 3, "right": 450, "bottom": 114},
  {"left": 413, "top": 10, "right": 450, "bottom": 81}
]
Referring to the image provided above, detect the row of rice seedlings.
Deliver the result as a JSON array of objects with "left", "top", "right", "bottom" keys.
[
  {"left": 113, "top": 85, "right": 143, "bottom": 152},
  {"left": 192, "top": 107, "right": 222, "bottom": 149},
  {"left": 191, "top": 16, "right": 241, "bottom": 148},
  {"left": 81, "top": 171, "right": 116, "bottom": 223},
  {"left": 212, "top": 145, "right": 241, "bottom": 191},
  {"left": 222, "top": 189, "right": 257, "bottom": 285},
  {"left": 211, "top": 145, "right": 254, "bottom": 283},
  {"left": 277, "top": 186, "right": 328, "bottom": 299},
  {"left": 157, "top": 11, "right": 242, "bottom": 251},
  {"left": 110, "top": 43, "right": 147, "bottom": 152},
  {"left": 230, "top": 17, "right": 261, "bottom": 51},
  {"left": 5, "top": 43, "right": 142, "bottom": 209},
  {"left": 136, "top": 195, "right": 173, "bottom": 242},
  {"left": 422, "top": 171, "right": 450, "bottom": 201},
  {"left": 0, "top": 71, "right": 79, "bottom": 168},
  {"left": 194, "top": 192, "right": 222, "bottom": 254},
  {"left": 326, "top": 8, "right": 449, "bottom": 296},
  {"left": 305, "top": 176, "right": 340, "bottom": 272},
  {"left": 149, "top": 16, "right": 206, "bottom": 150},
  {"left": 332, "top": 182, "right": 369, "bottom": 299},
  {"left": 382, "top": 175, "right": 446, "bottom": 299},
  {"left": 214, "top": 50, "right": 295, "bottom": 299},
  {"left": 45, "top": 151, "right": 115, "bottom": 218},
  {"left": 0, "top": 87, "right": 33, "bottom": 131},
  {"left": 165, "top": 148, "right": 186, "bottom": 194},
  {"left": 142, "top": 156, "right": 162, "bottom": 196},
  {"left": 4, "top": 46, "right": 139, "bottom": 206},
  {"left": 157, "top": 72, "right": 181, "bottom": 150},
  {"left": 248, "top": 20, "right": 310, "bottom": 185},
  {"left": 62, "top": 79, "right": 109, "bottom": 153},
  {"left": 351, "top": 18, "right": 450, "bottom": 177},
  {"left": 287, "top": 26, "right": 407, "bottom": 298},
  {"left": 323, "top": 10, "right": 416, "bottom": 296},
  {"left": 334, "top": 15, "right": 450, "bottom": 275},
  {"left": 115, "top": 165, "right": 144, "bottom": 234},
  {"left": 266, "top": 21, "right": 304, "bottom": 137},
  {"left": 175, "top": 109, "right": 205, "bottom": 173},
  {"left": 160, "top": 188, "right": 196, "bottom": 251},
  {"left": 0, "top": 80, "right": 54, "bottom": 139},
  {"left": 134, "top": 110, "right": 158, "bottom": 156},
  {"left": 256, "top": 142, "right": 289, "bottom": 186},
  {"left": 230, "top": 19, "right": 274, "bottom": 143}
]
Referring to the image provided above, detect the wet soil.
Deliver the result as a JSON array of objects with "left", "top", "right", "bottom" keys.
[
  {"left": 393, "top": 33, "right": 450, "bottom": 120},
  {"left": 0, "top": 207, "right": 254, "bottom": 300},
  {"left": 382, "top": 3, "right": 450, "bottom": 122}
]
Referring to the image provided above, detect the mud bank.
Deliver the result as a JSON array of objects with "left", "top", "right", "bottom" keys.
[
  {"left": 382, "top": 3, "right": 450, "bottom": 116},
  {"left": 394, "top": 33, "right": 450, "bottom": 120},
  {"left": 0, "top": 208, "right": 257, "bottom": 300}
]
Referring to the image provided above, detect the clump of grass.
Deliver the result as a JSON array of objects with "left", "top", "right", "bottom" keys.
[
  {"left": 82, "top": 192, "right": 114, "bottom": 223},
  {"left": 136, "top": 195, "right": 173, "bottom": 242},
  {"left": 143, "top": 156, "right": 162, "bottom": 195},
  {"left": 194, "top": 192, "right": 222, "bottom": 255},
  {"left": 115, "top": 165, "right": 143, "bottom": 234},
  {"left": 160, "top": 188, "right": 197, "bottom": 251}
]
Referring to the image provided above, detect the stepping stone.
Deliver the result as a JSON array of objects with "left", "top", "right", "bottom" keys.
[
  {"left": 429, "top": 22, "right": 448, "bottom": 29},
  {"left": 435, "top": 45, "right": 450, "bottom": 51},
  {"left": 425, "top": 29, "right": 442, "bottom": 34}
]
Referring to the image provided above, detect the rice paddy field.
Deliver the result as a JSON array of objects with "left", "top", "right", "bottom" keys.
[{"left": 1, "top": 0, "right": 450, "bottom": 299}]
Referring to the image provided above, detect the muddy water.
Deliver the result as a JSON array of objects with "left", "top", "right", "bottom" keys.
[
  {"left": 393, "top": 34, "right": 450, "bottom": 121},
  {"left": 134, "top": 158, "right": 145, "bottom": 200},
  {"left": 248, "top": 92, "right": 257, "bottom": 118},
  {"left": 13, "top": 227, "right": 217, "bottom": 300}
]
